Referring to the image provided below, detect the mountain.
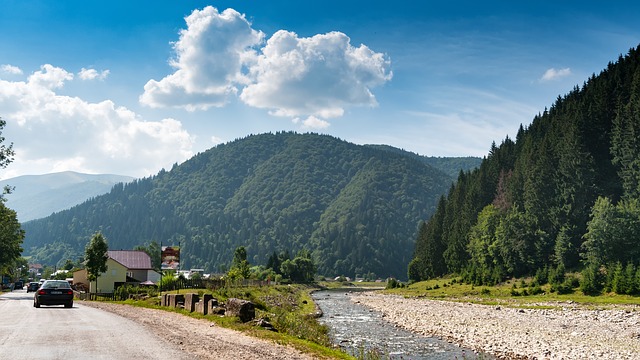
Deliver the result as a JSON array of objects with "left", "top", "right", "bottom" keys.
[
  {"left": 1, "top": 172, "right": 135, "bottom": 222},
  {"left": 20, "top": 132, "right": 468, "bottom": 279},
  {"left": 365, "top": 144, "right": 482, "bottom": 178},
  {"left": 409, "top": 45, "right": 640, "bottom": 283}
]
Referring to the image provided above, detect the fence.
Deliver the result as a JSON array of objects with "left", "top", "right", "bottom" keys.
[
  {"left": 78, "top": 278, "right": 273, "bottom": 302},
  {"left": 160, "top": 278, "right": 271, "bottom": 292}
]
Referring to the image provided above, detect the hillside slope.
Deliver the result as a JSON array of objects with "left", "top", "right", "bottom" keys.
[
  {"left": 22, "top": 132, "right": 460, "bottom": 278},
  {"left": 410, "top": 45, "right": 640, "bottom": 283}
]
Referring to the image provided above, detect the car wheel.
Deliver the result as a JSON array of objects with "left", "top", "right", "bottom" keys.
[
  {"left": 34, "top": 299, "right": 40, "bottom": 308},
  {"left": 65, "top": 301, "right": 73, "bottom": 308}
]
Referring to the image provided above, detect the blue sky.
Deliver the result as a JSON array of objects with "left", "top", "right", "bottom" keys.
[{"left": 0, "top": 1, "right": 638, "bottom": 180}]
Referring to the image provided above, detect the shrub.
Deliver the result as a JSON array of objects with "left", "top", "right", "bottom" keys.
[
  {"left": 549, "top": 264, "right": 566, "bottom": 292},
  {"left": 535, "top": 266, "right": 549, "bottom": 285},
  {"left": 580, "top": 263, "right": 603, "bottom": 296},
  {"left": 385, "top": 278, "right": 405, "bottom": 289},
  {"left": 529, "top": 285, "right": 543, "bottom": 295}
]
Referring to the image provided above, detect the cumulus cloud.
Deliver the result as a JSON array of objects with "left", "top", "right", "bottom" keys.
[
  {"left": 540, "top": 67, "right": 571, "bottom": 81},
  {"left": 140, "top": 6, "right": 264, "bottom": 111},
  {"left": 78, "top": 67, "right": 110, "bottom": 81},
  {"left": 140, "top": 6, "right": 392, "bottom": 125},
  {"left": 0, "top": 64, "right": 194, "bottom": 178},
  {"left": 240, "top": 30, "right": 392, "bottom": 120},
  {"left": 1, "top": 64, "right": 23, "bottom": 75},
  {"left": 292, "top": 116, "right": 330, "bottom": 130}
]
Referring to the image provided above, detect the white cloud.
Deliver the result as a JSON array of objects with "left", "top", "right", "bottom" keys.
[
  {"left": 1, "top": 64, "right": 23, "bottom": 75},
  {"left": 140, "top": 6, "right": 392, "bottom": 126},
  {"left": 0, "top": 64, "right": 195, "bottom": 179},
  {"left": 292, "top": 116, "right": 330, "bottom": 130},
  {"left": 540, "top": 67, "right": 571, "bottom": 81},
  {"left": 240, "top": 30, "right": 392, "bottom": 121},
  {"left": 210, "top": 135, "right": 225, "bottom": 146},
  {"left": 140, "top": 6, "right": 264, "bottom": 111},
  {"left": 78, "top": 67, "right": 110, "bottom": 81},
  {"left": 28, "top": 64, "right": 74, "bottom": 89}
]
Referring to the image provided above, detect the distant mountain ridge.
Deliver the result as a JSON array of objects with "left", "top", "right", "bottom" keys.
[
  {"left": 21, "top": 133, "right": 474, "bottom": 278},
  {"left": 365, "top": 144, "right": 482, "bottom": 178},
  {"left": 1, "top": 171, "right": 135, "bottom": 222}
]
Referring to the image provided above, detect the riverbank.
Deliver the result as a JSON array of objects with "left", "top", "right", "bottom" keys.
[
  {"left": 351, "top": 292, "right": 640, "bottom": 359},
  {"left": 82, "top": 301, "right": 316, "bottom": 360}
]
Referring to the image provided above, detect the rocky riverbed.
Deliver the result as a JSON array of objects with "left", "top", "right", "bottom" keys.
[{"left": 351, "top": 293, "right": 640, "bottom": 359}]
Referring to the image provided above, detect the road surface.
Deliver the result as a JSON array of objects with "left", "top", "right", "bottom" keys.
[{"left": 0, "top": 288, "right": 191, "bottom": 360}]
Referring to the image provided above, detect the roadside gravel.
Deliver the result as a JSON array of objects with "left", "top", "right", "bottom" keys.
[
  {"left": 351, "top": 293, "right": 640, "bottom": 360},
  {"left": 81, "top": 301, "right": 314, "bottom": 360}
]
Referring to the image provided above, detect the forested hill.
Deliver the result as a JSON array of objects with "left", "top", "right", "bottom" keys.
[
  {"left": 410, "top": 45, "right": 640, "bottom": 284},
  {"left": 365, "top": 144, "right": 482, "bottom": 178},
  {"left": 22, "top": 132, "right": 459, "bottom": 279}
]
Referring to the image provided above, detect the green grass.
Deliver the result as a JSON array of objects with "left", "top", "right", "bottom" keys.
[
  {"left": 384, "top": 277, "right": 640, "bottom": 310},
  {"left": 112, "top": 284, "right": 355, "bottom": 359}
]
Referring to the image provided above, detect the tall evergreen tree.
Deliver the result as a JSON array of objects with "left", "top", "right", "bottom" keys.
[{"left": 611, "top": 68, "right": 640, "bottom": 199}]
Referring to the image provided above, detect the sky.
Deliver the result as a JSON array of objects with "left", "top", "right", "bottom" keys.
[{"left": 0, "top": 1, "right": 639, "bottom": 180}]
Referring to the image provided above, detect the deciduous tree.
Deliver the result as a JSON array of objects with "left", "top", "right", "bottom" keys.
[{"left": 85, "top": 232, "right": 109, "bottom": 293}]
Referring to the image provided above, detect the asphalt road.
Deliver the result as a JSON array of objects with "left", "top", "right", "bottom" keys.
[{"left": 0, "top": 288, "right": 191, "bottom": 360}]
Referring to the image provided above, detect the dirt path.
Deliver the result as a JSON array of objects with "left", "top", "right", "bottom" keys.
[{"left": 81, "top": 301, "right": 315, "bottom": 360}]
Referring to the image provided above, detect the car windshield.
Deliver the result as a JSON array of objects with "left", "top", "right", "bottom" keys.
[{"left": 42, "top": 281, "right": 70, "bottom": 289}]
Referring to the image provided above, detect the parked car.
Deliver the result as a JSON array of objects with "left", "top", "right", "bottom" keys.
[
  {"left": 26, "top": 282, "right": 40, "bottom": 292},
  {"left": 33, "top": 280, "right": 74, "bottom": 308}
]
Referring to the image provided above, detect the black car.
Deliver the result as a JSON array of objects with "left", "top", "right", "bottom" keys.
[
  {"left": 14, "top": 280, "right": 23, "bottom": 289},
  {"left": 33, "top": 280, "right": 74, "bottom": 308},
  {"left": 26, "top": 282, "right": 40, "bottom": 292}
]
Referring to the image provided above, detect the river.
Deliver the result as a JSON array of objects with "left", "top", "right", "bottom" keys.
[{"left": 312, "top": 288, "right": 489, "bottom": 359}]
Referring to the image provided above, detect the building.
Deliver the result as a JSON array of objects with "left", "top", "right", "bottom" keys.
[{"left": 73, "top": 250, "right": 160, "bottom": 293}]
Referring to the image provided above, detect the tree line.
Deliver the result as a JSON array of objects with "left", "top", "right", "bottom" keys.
[{"left": 410, "top": 45, "right": 640, "bottom": 295}]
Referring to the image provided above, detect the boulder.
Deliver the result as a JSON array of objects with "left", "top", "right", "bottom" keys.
[
  {"left": 210, "top": 306, "right": 226, "bottom": 315},
  {"left": 225, "top": 298, "right": 255, "bottom": 322},
  {"left": 255, "top": 318, "right": 277, "bottom": 332}
]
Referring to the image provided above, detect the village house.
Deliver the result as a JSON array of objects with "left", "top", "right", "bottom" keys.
[{"left": 73, "top": 250, "right": 160, "bottom": 293}]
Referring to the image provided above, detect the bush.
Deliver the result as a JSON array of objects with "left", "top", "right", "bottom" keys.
[
  {"left": 529, "top": 285, "right": 543, "bottom": 295},
  {"left": 580, "top": 263, "right": 603, "bottom": 296},
  {"left": 549, "top": 264, "right": 566, "bottom": 293},
  {"left": 535, "top": 266, "right": 549, "bottom": 285},
  {"left": 385, "top": 278, "right": 405, "bottom": 289}
]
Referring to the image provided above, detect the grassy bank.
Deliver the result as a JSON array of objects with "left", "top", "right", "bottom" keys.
[
  {"left": 383, "top": 276, "right": 640, "bottom": 309},
  {"left": 112, "top": 284, "right": 355, "bottom": 359}
]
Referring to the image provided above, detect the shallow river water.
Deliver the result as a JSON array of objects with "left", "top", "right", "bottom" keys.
[{"left": 312, "top": 289, "right": 489, "bottom": 359}]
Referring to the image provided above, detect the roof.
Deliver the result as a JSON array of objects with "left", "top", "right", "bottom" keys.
[{"left": 107, "top": 250, "right": 153, "bottom": 270}]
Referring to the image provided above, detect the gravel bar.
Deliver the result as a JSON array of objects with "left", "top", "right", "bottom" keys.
[{"left": 351, "top": 293, "right": 640, "bottom": 360}]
